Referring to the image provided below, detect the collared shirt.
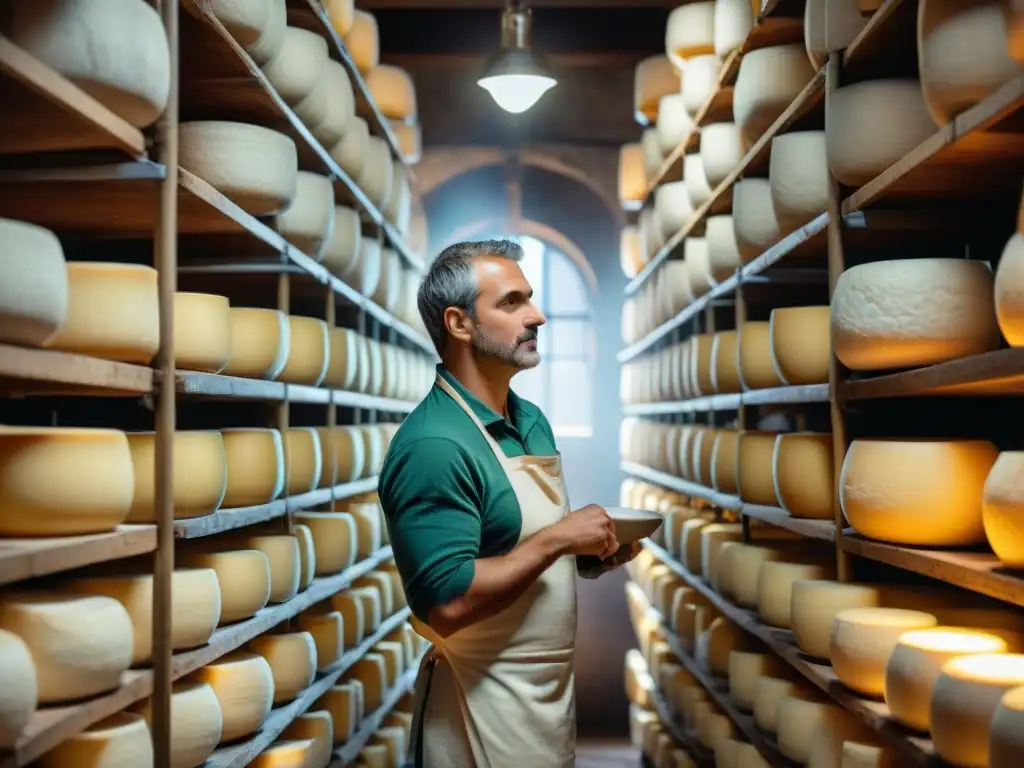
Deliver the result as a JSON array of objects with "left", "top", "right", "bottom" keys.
[{"left": 378, "top": 365, "right": 558, "bottom": 623}]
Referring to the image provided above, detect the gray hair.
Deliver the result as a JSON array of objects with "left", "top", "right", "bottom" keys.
[{"left": 417, "top": 239, "right": 524, "bottom": 355}]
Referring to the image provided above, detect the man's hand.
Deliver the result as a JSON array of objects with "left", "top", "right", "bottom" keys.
[
  {"left": 550, "top": 504, "right": 619, "bottom": 558},
  {"left": 577, "top": 540, "right": 643, "bottom": 579}
]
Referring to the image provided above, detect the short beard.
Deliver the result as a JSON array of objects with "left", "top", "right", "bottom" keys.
[{"left": 470, "top": 326, "right": 541, "bottom": 371}]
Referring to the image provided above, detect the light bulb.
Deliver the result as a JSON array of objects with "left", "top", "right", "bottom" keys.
[{"left": 477, "top": 73, "right": 557, "bottom": 114}]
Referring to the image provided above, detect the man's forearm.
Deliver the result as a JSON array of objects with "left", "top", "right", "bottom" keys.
[{"left": 428, "top": 527, "right": 568, "bottom": 637}]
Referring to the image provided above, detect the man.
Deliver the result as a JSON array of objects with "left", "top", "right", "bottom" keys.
[{"left": 379, "top": 239, "right": 639, "bottom": 767}]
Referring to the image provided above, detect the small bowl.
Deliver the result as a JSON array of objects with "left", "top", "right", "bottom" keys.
[{"left": 606, "top": 506, "right": 664, "bottom": 544}]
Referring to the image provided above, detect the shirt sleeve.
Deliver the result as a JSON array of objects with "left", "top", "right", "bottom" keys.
[{"left": 379, "top": 436, "right": 483, "bottom": 623}]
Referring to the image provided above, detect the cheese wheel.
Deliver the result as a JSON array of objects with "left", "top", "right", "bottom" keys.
[
  {"left": 758, "top": 560, "right": 834, "bottom": 628},
  {"left": 223, "top": 308, "right": 290, "bottom": 380},
  {"left": 67, "top": 568, "right": 221, "bottom": 664},
  {"left": 618, "top": 225, "right": 643, "bottom": 280},
  {"left": 307, "top": 61, "right": 356, "bottom": 148},
  {"left": 737, "top": 431, "right": 778, "bottom": 506},
  {"left": 826, "top": 80, "right": 935, "bottom": 187},
  {"left": 831, "top": 259, "right": 1000, "bottom": 370},
  {"left": 294, "top": 524, "right": 316, "bottom": 591},
  {"left": 45, "top": 263, "right": 159, "bottom": 364},
  {"left": 700, "top": 122, "right": 746, "bottom": 189},
  {"left": 807, "top": 707, "right": 875, "bottom": 768},
  {"left": 357, "top": 136, "right": 394, "bottom": 210},
  {"left": 665, "top": 2, "right": 716, "bottom": 67},
  {"left": 842, "top": 742, "right": 897, "bottom": 768},
  {"left": 262, "top": 26, "right": 328, "bottom": 106},
  {"left": 371, "top": 725, "right": 406, "bottom": 768},
  {"left": 324, "top": 327, "right": 360, "bottom": 390},
  {"left": 349, "top": 502, "right": 383, "bottom": 557},
  {"left": 332, "top": 592, "right": 366, "bottom": 646},
  {"left": 350, "top": 586, "right": 383, "bottom": 633},
  {"left": 177, "top": 549, "right": 270, "bottom": 624},
  {"left": 0, "top": 629, "right": 36, "bottom": 750},
  {"left": 173, "top": 292, "right": 231, "bottom": 373},
  {"left": 991, "top": 685, "right": 1024, "bottom": 768},
  {"left": 180, "top": 122, "right": 298, "bottom": 215},
  {"left": 830, "top": 607, "right": 939, "bottom": 697},
  {"left": 37, "top": 711, "right": 152, "bottom": 767},
  {"left": 317, "top": 426, "right": 366, "bottom": 486},
  {"left": 0, "top": 219, "right": 68, "bottom": 348},
  {"left": 252, "top": 740, "right": 316, "bottom": 768},
  {"left": 619, "top": 144, "right": 647, "bottom": 209},
  {"left": 344, "top": 10, "right": 379, "bottom": 73},
  {"left": 360, "top": 744, "right": 389, "bottom": 768},
  {"left": 654, "top": 182, "right": 694, "bottom": 241},
  {"left": 769, "top": 131, "right": 829, "bottom": 232},
  {"left": 773, "top": 432, "right": 833, "bottom": 519},
  {"left": 700, "top": 523, "right": 742, "bottom": 584},
  {"left": 840, "top": 438, "right": 999, "bottom": 546},
  {"left": 298, "top": 611, "right": 344, "bottom": 670},
  {"left": 634, "top": 56, "right": 680, "bottom": 122},
  {"left": 208, "top": 0, "right": 287, "bottom": 65},
  {"left": 777, "top": 694, "right": 842, "bottom": 763},
  {"left": 279, "top": 316, "right": 329, "bottom": 386},
  {"left": 391, "top": 120, "right": 422, "bottom": 164},
  {"left": 932, "top": 654, "right": 1024, "bottom": 767},
  {"left": 234, "top": 534, "right": 301, "bottom": 603},
  {"left": 984, "top": 451, "right": 1024, "bottom": 567},
  {"left": 329, "top": 117, "right": 370, "bottom": 181},
  {"left": 732, "top": 179, "right": 781, "bottom": 264},
  {"left": 293, "top": 512, "right": 358, "bottom": 574},
  {"left": 283, "top": 711, "right": 333, "bottom": 768},
  {"left": 282, "top": 427, "right": 322, "bottom": 495},
  {"left": 683, "top": 55, "right": 722, "bottom": 116},
  {"left": 684, "top": 153, "right": 715, "bottom": 211},
  {"left": 734, "top": 45, "right": 816, "bottom": 142},
  {"left": 886, "top": 627, "right": 1015, "bottom": 732},
  {"left": 701, "top": 617, "right": 750, "bottom": 675},
  {"left": 3, "top": 0, "right": 170, "bottom": 128},
  {"left": 221, "top": 428, "right": 286, "bottom": 507},
  {"left": 375, "top": 641, "right": 405, "bottom": 686},
  {"left": 356, "top": 572, "right": 396, "bottom": 617},
  {"left": 657, "top": 94, "right": 693, "bottom": 155},
  {"left": 367, "top": 65, "right": 417, "bottom": 121},
  {"left": 824, "top": 0, "right": 870, "bottom": 52},
  {"left": 685, "top": 238, "right": 716, "bottom": 298},
  {"left": 729, "top": 651, "right": 785, "bottom": 711},
  {"left": 739, "top": 321, "right": 784, "bottom": 389},
  {"left": 249, "top": 631, "right": 317, "bottom": 703},
  {"left": 805, "top": 0, "right": 828, "bottom": 67},
  {"left": 995, "top": 233, "right": 1024, "bottom": 346},
  {"left": 275, "top": 172, "right": 335, "bottom": 257},
  {"left": 0, "top": 592, "right": 132, "bottom": 704},
  {"left": 134, "top": 682, "right": 222, "bottom": 768},
  {"left": 769, "top": 305, "right": 830, "bottom": 385},
  {"left": 324, "top": 0, "right": 355, "bottom": 37},
  {"left": 126, "top": 430, "right": 226, "bottom": 522},
  {"left": 791, "top": 581, "right": 887, "bottom": 658},
  {"left": 715, "top": 0, "right": 754, "bottom": 57},
  {"left": 189, "top": 651, "right": 273, "bottom": 743},
  {"left": 316, "top": 682, "right": 360, "bottom": 742},
  {"left": 641, "top": 128, "right": 663, "bottom": 180},
  {"left": 706, "top": 215, "right": 742, "bottom": 282},
  {"left": 0, "top": 427, "right": 133, "bottom": 536},
  {"left": 344, "top": 653, "right": 387, "bottom": 711},
  {"left": 754, "top": 675, "right": 810, "bottom": 733}
]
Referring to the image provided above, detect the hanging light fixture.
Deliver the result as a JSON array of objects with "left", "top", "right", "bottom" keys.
[{"left": 477, "top": 1, "right": 556, "bottom": 115}]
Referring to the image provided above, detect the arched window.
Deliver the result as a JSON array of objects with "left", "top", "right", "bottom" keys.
[{"left": 504, "top": 235, "right": 595, "bottom": 438}]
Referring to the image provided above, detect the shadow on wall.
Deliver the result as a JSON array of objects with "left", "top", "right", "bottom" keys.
[{"left": 424, "top": 162, "right": 636, "bottom": 737}]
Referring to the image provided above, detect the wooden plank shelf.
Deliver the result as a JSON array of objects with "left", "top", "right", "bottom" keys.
[
  {"left": 741, "top": 505, "right": 836, "bottom": 541},
  {"left": 205, "top": 607, "right": 412, "bottom": 768},
  {"left": 173, "top": 371, "right": 424, "bottom": 409},
  {"left": 0, "top": 345, "right": 155, "bottom": 396},
  {"left": 0, "top": 38, "right": 148, "bottom": 159},
  {"left": 174, "top": 477, "right": 379, "bottom": 539},
  {"left": 621, "top": 463, "right": 742, "bottom": 510},
  {"left": 622, "top": 383, "right": 829, "bottom": 415},
  {"left": 330, "top": 661, "right": 421, "bottom": 766}
]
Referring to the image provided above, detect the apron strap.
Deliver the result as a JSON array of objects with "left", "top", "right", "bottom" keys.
[{"left": 435, "top": 373, "right": 510, "bottom": 468}]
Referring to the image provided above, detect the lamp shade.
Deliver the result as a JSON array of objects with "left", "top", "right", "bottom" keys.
[{"left": 477, "top": 48, "right": 556, "bottom": 114}]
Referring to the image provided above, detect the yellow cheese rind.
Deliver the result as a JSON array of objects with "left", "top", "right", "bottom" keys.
[
  {"left": 234, "top": 534, "right": 301, "bottom": 603},
  {"left": 221, "top": 428, "right": 286, "bottom": 507},
  {"left": 344, "top": 10, "right": 380, "bottom": 73},
  {"left": 279, "top": 316, "right": 330, "bottom": 387},
  {"left": 0, "top": 218, "right": 68, "bottom": 348},
  {"left": 344, "top": 653, "right": 387, "bottom": 711},
  {"left": 173, "top": 292, "right": 231, "bottom": 373},
  {"left": 298, "top": 611, "right": 344, "bottom": 671},
  {"left": 772, "top": 432, "right": 833, "bottom": 520},
  {"left": 282, "top": 711, "right": 333, "bottom": 768},
  {"left": 177, "top": 549, "right": 271, "bottom": 625},
  {"left": 791, "top": 580, "right": 885, "bottom": 659},
  {"left": 983, "top": 451, "right": 1024, "bottom": 567},
  {"left": 127, "top": 430, "right": 227, "bottom": 522},
  {"left": 316, "top": 683, "right": 360, "bottom": 742},
  {"left": 189, "top": 651, "right": 274, "bottom": 743},
  {"left": 223, "top": 308, "right": 290, "bottom": 380},
  {"left": 294, "top": 512, "right": 358, "bottom": 575},
  {"left": 134, "top": 682, "right": 223, "bottom": 768},
  {"left": 249, "top": 631, "right": 318, "bottom": 704},
  {"left": 37, "top": 711, "right": 153, "bottom": 767}
]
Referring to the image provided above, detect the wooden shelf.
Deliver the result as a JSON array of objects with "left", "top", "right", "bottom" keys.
[
  {"left": 0, "top": 345, "right": 155, "bottom": 396},
  {"left": 330, "top": 661, "right": 420, "bottom": 766},
  {"left": 174, "top": 478, "right": 379, "bottom": 539},
  {"left": 173, "top": 371, "right": 426, "bottom": 408},
  {"left": 205, "top": 607, "right": 412, "bottom": 768},
  {"left": 621, "top": 463, "right": 742, "bottom": 510},
  {"left": 741, "top": 505, "right": 836, "bottom": 541},
  {"left": 622, "top": 383, "right": 830, "bottom": 415},
  {"left": 0, "top": 38, "right": 147, "bottom": 159}
]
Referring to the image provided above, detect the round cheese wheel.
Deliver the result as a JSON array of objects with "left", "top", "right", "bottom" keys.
[
  {"left": 737, "top": 431, "right": 779, "bottom": 506},
  {"left": 684, "top": 152, "right": 715, "bottom": 209},
  {"left": 293, "top": 512, "right": 358, "bottom": 574},
  {"left": 4, "top": 0, "right": 170, "bottom": 128},
  {"left": 736, "top": 743, "right": 770, "bottom": 768},
  {"left": 773, "top": 432, "right": 833, "bottom": 519},
  {"left": 330, "top": 117, "right": 370, "bottom": 181},
  {"left": 991, "top": 685, "right": 1024, "bottom": 768},
  {"left": 0, "top": 427, "right": 133, "bottom": 536},
  {"left": 769, "top": 131, "right": 829, "bottom": 232},
  {"left": 824, "top": 0, "right": 870, "bottom": 53},
  {"left": 0, "top": 218, "right": 68, "bottom": 348},
  {"left": 221, "top": 428, "right": 285, "bottom": 507},
  {"left": 181, "top": 120, "right": 299, "bottom": 213},
  {"left": 232, "top": 533, "right": 300, "bottom": 603},
  {"left": 685, "top": 238, "right": 716, "bottom": 297},
  {"left": 620, "top": 226, "right": 646, "bottom": 279},
  {"left": 249, "top": 631, "right": 317, "bottom": 703},
  {"left": 372, "top": 248, "right": 404, "bottom": 312},
  {"left": 841, "top": 438, "right": 999, "bottom": 546},
  {"left": 711, "top": 332, "right": 741, "bottom": 393},
  {"left": 700, "top": 522, "right": 742, "bottom": 584},
  {"left": 734, "top": 45, "right": 816, "bottom": 142},
  {"left": 641, "top": 128, "right": 663, "bottom": 180},
  {"left": 754, "top": 675, "right": 809, "bottom": 733},
  {"left": 324, "top": 327, "right": 358, "bottom": 390},
  {"left": 728, "top": 545, "right": 784, "bottom": 609},
  {"left": 283, "top": 711, "right": 334, "bottom": 768},
  {"left": 806, "top": 707, "right": 875, "bottom": 768},
  {"left": 701, "top": 122, "right": 747, "bottom": 189},
  {"left": 0, "top": 592, "right": 133, "bottom": 704},
  {"left": 45, "top": 262, "right": 159, "bottom": 364},
  {"left": 826, "top": 80, "right": 935, "bottom": 187},
  {"left": 984, "top": 451, "right": 1024, "bottom": 567},
  {"left": 177, "top": 548, "right": 270, "bottom": 625},
  {"left": 276, "top": 172, "right": 335, "bottom": 256},
  {"left": 732, "top": 178, "right": 781, "bottom": 264},
  {"left": 805, "top": 0, "right": 828, "bottom": 68},
  {"left": 372, "top": 724, "right": 406, "bottom": 768},
  {"left": 657, "top": 94, "right": 693, "bottom": 155},
  {"left": 132, "top": 682, "right": 223, "bottom": 768},
  {"left": 842, "top": 741, "right": 898, "bottom": 768},
  {"left": 715, "top": 0, "right": 755, "bottom": 57},
  {"left": 37, "top": 711, "right": 152, "bottom": 768},
  {"left": 344, "top": 10, "right": 379, "bottom": 73},
  {"left": 758, "top": 560, "right": 834, "bottom": 628},
  {"left": 391, "top": 120, "right": 422, "bottom": 164},
  {"left": 831, "top": 258, "right": 1000, "bottom": 370},
  {"left": 324, "top": 0, "right": 355, "bottom": 37},
  {"left": 317, "top": 682, "right": 360, "bottom": 742},
  {"left": 322, "top": 206, "right": 363, "bottom": 277},
  {"left": 293, "top": 523, "right": 315, "bottom": 590},
  {"left": 683, "top": 55, "right": 722, "bottom": 115},
  {"left": 283, "top": 427, "right": 323, "bottom": 494},
  {"left": 173, "top": 292, "right": 230, "bottom": 373},
  {"left": 386, "top": 166, "right": 413, "bottom": 233},
  {"left": 729, "top": 651, "right": 785, "bottom": 711},
  {"left": 208, "top": 0, "right": 286, "bottom": 66},
  {"left": 918, "top": 0, "right": 1021, "bottom": 127},
  {"left": 886, "top": 627, "right": 1015, "bottom": 732},
  {"left": 932, "top": 654, "right": 1024, "bottom": 767},
  {"left": 739, "top": 321, "right": 785, "bottom": 389},
  {"left": 769, "top": 304, "right": 830, "bottom": 385},
  {"left": 297, "top": 611, "right": 344, "bottom": 670},
  {"left": 308, "top": 61, "right": 357, "bottom": 148},
  {"left": 261, "top": 26, "right": 328, "bottom": 106},
  {"left": 223, "top": 307, "right": 290, "bottom": 380},
  {"left": 777, "top": 694, "right": 841, "bottom": 763},
  {"left": 317, "top": 426, "right": 366, "bottom": 485},
  {"left": 279, "top": 315, "right": 329, "bottom": 386},
  {"left": 126, "top": 430, "right": 227, "bottom": 522},
  {"left": 665, "top": 2, "right": 716, "bottom": 67},
  {"left": 189, "top": 651, "right": 273, "bottom": 743},
  {"left": 634, "top": 56, "right": 680, "bottom": 122},
  {"left": 706, "top": 214, "right": 742, "bottom": 281},
  {"left": 830, "top": 607, "right": 939, "bottom": 697},
  {"left": 366, "top": 65, "right": 417, "bottom": 121},
  {"left": 357, "top": 136, "right": 394, "bottom": 209},
  {"left": 995, "top": 233, "right": 1024, "bottom": 346},
  {"left": 654, "top": 182, "right": 694, "bottom": 241},
  {"left": 0, "top": 629, "right": 36, "bottom": 750}
]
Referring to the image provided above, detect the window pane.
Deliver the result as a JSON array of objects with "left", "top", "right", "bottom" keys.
[
  {"left": 548, "top": 360, "right": 592, "bottom": 431},
  {"left": 547, "top": 251, "right": 588, "bottom": 314},
  {"left": 550, "top": 319, "right": 591, "bottom": 357},
  {"left": 517, "top": 236, "right": 545, "bottom": 312},
  {"left": 512, "top": 366, "right": 544, "bottom": 410}
]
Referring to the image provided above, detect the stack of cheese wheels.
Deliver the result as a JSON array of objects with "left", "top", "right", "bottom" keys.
[
  {"left": 220, "top": 428, "right": 286, "bottom": 507},
  {"left": 208, "top": 0, "right": 287, "bottom": 65},
  {"left": 768, "top": 131, "right": 829, "bottom": 233},
  {"left": 279, "top": 315, "right": 330, "bottom": 386},
  {"left": 657, "top": 94, "right": 692, "bottom": 156},
  {"left": 330, "top": 116, "right": 370, "bottom": 180},
  {"left": 391, "top": 120, "right": 423, "bottom": 164},
  {"left": 223, "top": 307, "right": 290, "bottom": 380},
  {"left": 4, "top": 0, "right": 171, "bottom": 129},
  {"left": 44, "top": 263, "right": 160, "bottom": 365},
  {"left": 732, "top": 178, "right": 781, "bottom": 264},
  {"left": 0, "top": 427, "right": 134, "bottom": 536},
  {"left": 36, "top": 711, "right": 154, "bottom": 767},
  {"left": 777, "top": 690, "right": 843, "bottom": 764},
  {"left": 995, "top": 191, "right": 1024, "bottom": 346},
  {"left": 249, "top": 629, "right": 318, "bottom": 703},
  {"left": 275, "top": 172, "right": 336, "bottom": 257},
  {"left": 180, "top": 121, "right": 299, "bottom": 215},
  {"left": 841, "top": 438, "right": 999, "bottom": 546},
  {"left": 316, "top": 681, "right": 362, "bottom": 743},
  {"left": 133, "top": 682, "right": 223, "bottom": 767},
  {"left": 773, "top": 432, "right": 833, "bottom": 519},
  {"left": 700, "top": 122, "right": 746, "bottom": 189},
  {"left": 298, "top": 609, "right": 345, "bottom": 670},
  {"left": 619, "top": 143, "right": 647, "bottom": 210},
  {"left": 344, "top": 10, "right": 380, "bottom": 74},
  {"left": 733, "top": 45, "right": 815, "bottom": 142},
  {"left": 358, "top": 136, "right": 394, "bottom": 210},
  {"left": 126, "top": 430, "right": 228, "bottom": 522},
  {"left": 634, "top": 55, "right": 680, "bottom": 124},
  {"left": 187, "top": 651, "right": 274, "bottom": 744},
  {"left": 665, "top": 2, "right": 715, "bottom": 70},
  {"left": 769, "top": 305, "right": 830, "bottom": 385},
  {"left": 826, "top": 79, "right": 935, "bottom": 187},
  {"left": 0, "top": 219, "right": 68, "bottom": 349},
  {"left": 367, "top": 65, "right": 418, "bottom": 124},
  {"left": 918, "top": 0, "right": 1021, "bottom": 127},
  {"left": 831, "top": 258, "right": 1000, "bottom": 370},
  {"left": 178, "top": 546, "right": 272, "bottom": 625},
  {"left": 173, "top": 292, "right": 231, "bottom": 373}
]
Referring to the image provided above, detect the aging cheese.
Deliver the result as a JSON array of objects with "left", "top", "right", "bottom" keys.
[
  {"left": 0, "top": 592, "right": 132, "bottom": 704},
  {"left": 173, "top": 292, "right": 231, "bottom": 373},
  {"left": 734, "top": 45, "right": 816, "bottom": 142},
  {"left": 298, "top": 611, "right": 344, "bottom": 671},
  {"left": 990, "top": 685, "right": 1024, "bottom": 768},
  {"left": 223, "top": 308, "right": 290, "bottom": 380},
  {"left": 318, "top": 426, "right": 366, "bottom": 486},
  {"left": 777, "top": 694, "right": 840, "bottom": 764},
  {"left": 842, "top": 742, "right": 898, "bottom": 768},
  {"left": 739, "top": 321, "right": 784, "bottom": 389},
  {"left": 375, "top": 640, "right": 406, "bottom": 686},
  {"left": 276, "top": 172, "right": 335, "bottom": 257},
  {"left": 634, "top": 56, "right": 680, "bottom": 122},
  {"left": 790, "top": 581, "right": 887, "bottom": 659},
  {"left": 737, "top": 431, "right": 779, "bottom": 506},
  {"left": 252, "top": 740, "right": 316, "bottom": 768},
  {"left": 344, "top": 653, "right": 387, "bottom": 711},
  {"left": 189, "top": 651, "right": 274, "bottom": 743},
  {"left": 221, "top": 428, "right": 286, "bottom": 507},
  {"left": 773, "top": 432, "right": 834, "bottom": 519},
  {"left": 359, "top": 744, "right": 390, "bottom": 768},
  {"left": 840, "top": 438, "right": 999, "bottom": 546},
  {"left": 700, "top": 122, "right": 746, "bottom": 188},
  {"left": 294, "top": 524, "right": 316, "bottom": 590},
  {"left": 208, "top": 0, "right": 287, "bottom": 65},
  {"left": 706, "top": 215, "right": 742, "bottom": 283},
  {"left": 769, "top": 305, "right": 830, "bottom": 385},
  {"left": 177, "top": 549, "right": 270, "bottom": 625},
  {"left": 316, "top": 682, "right": 361, "bottom": 742},
  {"left": 283, "top": 428, "right": 323, "bottom": 495},
  {"left": 249, "top": 631, "right": 318, "bottom": 703},
  {"left": 350, "top": 587, "right": 383, "bottom": 633},
  {"left": 45, "top": 263, "right": 159, "bottom": 365},
  {"left": 330, "top": 118, "right": 370, "bottom": 181},
  {"left": 133, "top": 682, "right": 223, "bottom": 768},
  {"left": 372, "top": 725, "right": 407, "bottom": 768},
  {"left": 754, "top": 675, "right": 808, "bottom": 733},
  {"left": 366, "top": 66, "right": 417, "bottom": 121},
  {"left": 619, "top": 144, "right": 647, "bottom": 209},
  {"left": 293, "top": 512, "right": 358, "bottom": 575},
  {"left": 344, "top": 10, "right": 380, "bottom": 73},
  {"left": 332, "top": 592, "right": 366, "bottom": 646},
  {"left": 126, "top": 430, "right": 226, "bottom": 522},
  {"left": 665, "top": 2, "right": 716, "bottom": 67},
  {"left": 349, "top": 502, "right": 384, "bottom": 557},
  {"left": 769, "top": 131, "right": 829, "bottom": 232},
  {"left": 701, "top": 617, "right": 750, "bottom": 676},
  {"left": 325, "top": 0, "right": 355, "bottom": 37},
  {"left": 657, "top": 95, "right": 693, "bottom": 156},
  {"left": 262, "top": 27, "right": 328, "bottom": 106},
  {"left": 758, "top": 560, "right": 834, "bottom": 628},
  {"left": 278, "top": 316, "right": 330, "bottom": 387},
  {"left": 283, "top": 711, "right": 333, "bottom": 768},
  {"left": 806, "top": 707, "right": 875, "bottom": 768},
  {"left": 358, "top": 137, "right": 394, "bottom": 210},
  {"left": 356, "top": 572, "right": 396, "bottom": 617},
  {"left": 234, "top": 534, "right": 301, "bottom": 603},
  {"left": 984, "top": 451, "right": 1024, "bottom": 567},
  {"left": 391, "top": 120, "right": 422, "bottom": 164},
  {"left": 0, "top": 629, "right": 36, "bottom": 750},
  {"left": 307, "top": 61, "right": 356, "bottom": 148},
  {"left": 732, "top": 179, "right": 781, "bottom": 265},
  {"left": 37, "top": 711, "right": 153, "bottom": 768},
  {"left": 66, "top": 567, "right": 221, "bottom": 664},
  {"left": 715, "top": 0, "right": 754, "bottom": 56},
  {"left": 729, "top": 651, "right": 784, "bottom": 711},
  {"left": 324, "top": 327, "right": 360, "bottom": 390},
  {"left": 683, "top": 55, "right": 722, "bottom": 116},
  {"left": 0, "top": 219, "right": 68, "bottom": 348}
]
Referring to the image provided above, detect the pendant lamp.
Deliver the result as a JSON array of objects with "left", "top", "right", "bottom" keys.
[{"left": 477, "top": 2, "right": 557, "bottom": 114}]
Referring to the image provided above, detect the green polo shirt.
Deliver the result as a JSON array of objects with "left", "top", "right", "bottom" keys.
[{"left": 378, "top": 365, "right": 558, "bottom": 623}]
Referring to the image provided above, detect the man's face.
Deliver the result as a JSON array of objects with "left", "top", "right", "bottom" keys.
[{"left": 469, "top": 256, "right": 546, "bottom": 370}]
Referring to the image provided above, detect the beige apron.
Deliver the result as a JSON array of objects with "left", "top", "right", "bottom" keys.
[{"left": 405, "top": 374, "right": 578, "bottom": 767}]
